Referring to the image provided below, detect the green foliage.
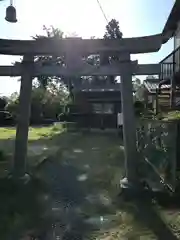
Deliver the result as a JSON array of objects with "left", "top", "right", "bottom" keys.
[
  {"left": 133, "top": 78, "right": 146, "bottom": 104},
  {"left": 6, "top": 86, "right": 69, "bottom": 123},
  {"left": 85, "top": 19, "right": 123, "bottom": 87},
  {"left": 33, "top": 26, "right": 65, "bottom": 90},
  {"left": 162, "top": 111, "right": 180, "bottom": 121},
  {"left": 0, "top": 177, "right": 49, "bottom": 239},
  {"left": 32, "top": 85, "right": 69, "bottom": 120},
  {"left": 104, "top": 19, "right": 123, "bottom": 39},
  {"left": 9, "top": 26, "right": 76, "bottom": 123},
  {"left": 5, "top": 92, "right": 19, "bottom": 118},
  {"left": 8, "top": 20, "right": 124, "bottom": 124}
]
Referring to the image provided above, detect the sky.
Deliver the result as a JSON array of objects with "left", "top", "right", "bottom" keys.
[{"left": 0, "top": 0, "right": 176, "bottom": 96}]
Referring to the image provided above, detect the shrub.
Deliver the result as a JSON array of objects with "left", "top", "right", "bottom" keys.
[{"left": 0, "top": 150, "right": 7, "bottom": 162}]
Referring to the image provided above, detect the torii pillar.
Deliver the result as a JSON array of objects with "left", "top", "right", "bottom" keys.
[
  {"left": 13, "top": 54, "right": 34, "bottom": 179},
  {"left": 120, "top": 53, "right": 139, "bottom": 190}
]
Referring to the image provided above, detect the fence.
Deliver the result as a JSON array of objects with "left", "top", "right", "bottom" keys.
[
  {"left": 136, "top": 120, "right": 178, "bottom": 192},
  {"left": 160, "top": 45, "right": 180, "bottom": 80}
]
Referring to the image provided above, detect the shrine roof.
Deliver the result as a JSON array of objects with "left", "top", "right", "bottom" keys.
[{"left": 144, "top": 78, "right": 170, "bottom": 93}]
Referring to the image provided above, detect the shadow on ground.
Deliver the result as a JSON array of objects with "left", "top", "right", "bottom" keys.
[
  {"left": 0, "top": 130, "right": 126, "bottom": 239},
  {"left": 135, "top": 198, "right": 179, "bottom": 240},
  {"left": 119, "top": 193, "right": 180, "bottom": 240},
  {"left": 33, "top": 131, "right": 126, "bottom": 239},
  {"left": 1, "top": 128, "right": 180, "bottom": 239}
]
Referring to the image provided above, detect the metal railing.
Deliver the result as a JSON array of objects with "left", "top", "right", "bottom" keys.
[{"left": 160, "top": 45, "right": 180, "bottom": 80}]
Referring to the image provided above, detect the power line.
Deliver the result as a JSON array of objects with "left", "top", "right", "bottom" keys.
[{"left": 96, "top": 0, "right": 109, "bottom": 24}]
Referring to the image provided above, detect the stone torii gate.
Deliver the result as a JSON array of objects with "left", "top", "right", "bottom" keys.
[{"left": 0, "top": 35, "right": 162, "bottom": 188}]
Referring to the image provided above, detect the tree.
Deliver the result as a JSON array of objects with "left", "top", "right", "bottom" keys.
[
  {"left": 133, "top": 77, "right": 145, "bottom": 102},
  {"left": 85, "top": 19, "right": 123, "bottom": 87},
  {"left": 33, "top": 21, "right": 123, "bottom": 90},
  {"left": 32, "top": 25, "right": 80, "bottom": 105},
  {"left": 5, "top": 93, "right": 19, "bottom": 118},
  {"left": 104, "top": 19, "right": 123, "bottom": 40},
  {"left": 33, "top": 25, "right": 65, "bottom": 90},
  {"left": 6, "top": 83, "right": 69, "bottom": 123},
  {"left": 12, "top": 20, "right": 123, "bottom": 115},
  {"left": 14, "top": 25, "right": 67, "bottom": 90},
  {"left": 133, "top": 77, "right": 141, "bottom": 91},
  {"left": 11, "top": 26, "right": 71, "bottom": 122},
  {"left": 103, "top": 19, "right": 123, "bottom": 84}
]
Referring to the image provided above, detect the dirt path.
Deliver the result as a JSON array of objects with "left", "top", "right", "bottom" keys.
[{"left": 36, "top": 131, "right": 160, "bottom": 239}]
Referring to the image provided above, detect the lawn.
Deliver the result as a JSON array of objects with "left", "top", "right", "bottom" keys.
[
  {"left": 0, "top": 126, "right": 63, "bottom": 168},
  {"left": 0, "top": 126, "right": 178, "bottom": 239}
]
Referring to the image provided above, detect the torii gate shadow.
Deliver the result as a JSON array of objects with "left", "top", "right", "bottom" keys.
[{"left": 118, "top": 190, "right": 180, "bottom": 240}]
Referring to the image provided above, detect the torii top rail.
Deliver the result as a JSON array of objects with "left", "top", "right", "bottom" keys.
[
  {"left": 0, "top": 34, "right": 164, "bottom": 186},
  {"left": 0, "top": 34, "right": 162, "bottom": 77},
  {"left": 0, "top": 34, "right": 161, "bottom": 55}
]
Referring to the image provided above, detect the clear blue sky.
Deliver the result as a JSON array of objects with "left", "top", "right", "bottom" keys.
[{"left": 0, "top": 0, "right": 175, "bottom": 96}]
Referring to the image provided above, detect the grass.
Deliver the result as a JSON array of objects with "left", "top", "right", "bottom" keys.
[
  {"left": 0, "top": 127, "right": 16, "bottom": 140},
  {"left": 0, "top": 125, "right": 62, "bottom": 155},
  {"left": 0, "top": 125, "right": 63, "bottom": 173},
  {"left": 162, "top": 110, "right": 180, "bottom": 121},
  {"left": 0, "top": 126, "right": 179, "bottom": 239},
  {"left": 0, "top": 125, "right": 62, "bottom": 141}
]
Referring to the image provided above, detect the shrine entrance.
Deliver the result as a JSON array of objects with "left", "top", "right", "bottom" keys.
[
  {"left": 4, "top": 35, "right": 180, "bottom": 240},
  {"left": 0, "top": 35, "right": 161, "bottom": 188}
]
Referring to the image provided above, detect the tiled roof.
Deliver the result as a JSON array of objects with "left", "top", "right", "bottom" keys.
[{"left": 144, "top": 79, "right": 170, "bottom": 93}]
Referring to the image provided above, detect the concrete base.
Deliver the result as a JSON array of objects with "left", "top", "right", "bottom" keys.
[
  {"left": 119, "top": 177, "right": 143, "bottom": 200},
  {"left": 120, "top": 177, "right": 142, "bottom": 189},
  {"left": 120, "top": 177, "right": 134, "bottom": 189},
  {"left": 120, "top": 177, "right": 173, "bottom": 202},
  {"left": 8, "top": 173, "right": 31, "bottom": 184}
]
